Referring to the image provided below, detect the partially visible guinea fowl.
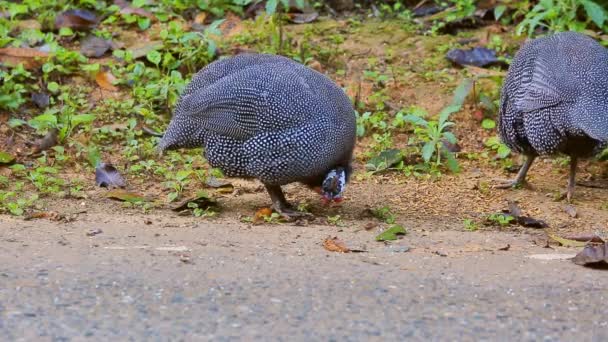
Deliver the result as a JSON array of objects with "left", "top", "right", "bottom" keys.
[
  {"left": 497, "top": 32, "right": 608, "bottom": 201},
  {"left": 159, "top": 53, "right": 356, "bottom": 218}
]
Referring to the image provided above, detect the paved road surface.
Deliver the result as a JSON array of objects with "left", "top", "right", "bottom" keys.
[{"left": 1, "top": 212, "right": 606, "bottom": 341}]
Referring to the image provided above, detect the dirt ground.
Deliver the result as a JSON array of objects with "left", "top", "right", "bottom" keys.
[{"left": 2, "top": 18, "right": 608, "bottom": 340}]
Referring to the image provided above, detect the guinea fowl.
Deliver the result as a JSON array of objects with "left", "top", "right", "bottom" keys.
[
  {"left": 158, "top": 54, "right": 356, "bottom": 218},
  {"left": 497, "top": 32, "right": 608, "bottom": 201}
]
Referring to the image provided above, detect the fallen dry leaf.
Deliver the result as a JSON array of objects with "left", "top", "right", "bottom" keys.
[
  {"left": 194, "top": 12, "right": 207, "bottom": 25},
  {"left": 105, "top": 189, "right": 147, "bottom": 202},
  {"left": 288, "top": 11, "right": 319, "bottom": 24},
  {"left": 254, "top": 207, "right": 273, "bottom": 223},
  {"left": 219, "top": 12, "right": 244, "bottom": 38},
  {"left": 505, "top": 201, "right": 548, "bottom": 229},
  {"left": 572, "top": 243, "right": 608, "bottom": 267},
  {"left": 205, "top": 177, "right": 234, "bottom": 194},
  {"left": 81, "top": 35, "right": 112, "bottom": 58},
  {"left": 55, "top": 9, "right": 98, "bottom": 30},
  {"left": 563, "top": 204, "right": 577, "bottom": 218},
  {"left": 32, "top": 128, "right": 58, "bottom": 153},
  {"left": 0, "top": 47, "right": 49, "bottom": 69},
  {"left": 563, "top": 234, "right": 605, "bottom": 243},
  {"left": 127, "top": 40, "right": 163, "bottom": 59},
  {"left": 114, "top": 0, "right": 155, "bottom": 19},
  {"left": 31, "top": 92, "right": 50, "bottom": 108},
  {"left": 323, "top": 236, "right": 350, "bottom": 253},
  {"left": 498, "top": 244, "right": 510, "bottom": 251},
  {"left": 548, "top": 234, "right": 587, "bottom": 248},
  {"left": 171, "top": 193, "right": 216, "bottom": 212},
  {"left": 24, "top": 211, "right": 63, "bottom": 221},
  {"left": 95, "top": 71, "right": 119, "bottom": 91},
  {"left": 96, "top": 163, "right": 126, "bottom": 188}
]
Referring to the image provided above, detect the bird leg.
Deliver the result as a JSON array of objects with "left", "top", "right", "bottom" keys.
[
  {"left": 494, "top": 155, "right": 536, "bottom": 189},
  {"left": 566, "top": 156, "right": 577, "bottom": 203},
  {"left": 264, "top": 184, "right": 313, "bottom": 221}
]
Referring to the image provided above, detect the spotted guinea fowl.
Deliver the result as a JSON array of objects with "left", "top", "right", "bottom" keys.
[
  {"left": 158, "top": 53, "right": 356, "bottom": 218},
  {"left": 497, "top": 31, "right": 608, "bottom": 201}
]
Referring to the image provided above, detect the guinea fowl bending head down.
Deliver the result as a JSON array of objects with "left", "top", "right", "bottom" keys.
[
  {"left": 498, "top": 32, "right": 608, "bottom": 201},
  {"left": 159, "top": 54, "right": 356, "bottom": 218}
]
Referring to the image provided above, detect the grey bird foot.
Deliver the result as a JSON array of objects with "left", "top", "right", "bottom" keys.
[
  {"left": 272, "top": 204, "right": 314, "bottom": 221},
  {"left": 556, "top": 187, "right": 575, "bottom": 203},
  {"left": 492, "top": 179, "right": 527, "bottom": 189}
]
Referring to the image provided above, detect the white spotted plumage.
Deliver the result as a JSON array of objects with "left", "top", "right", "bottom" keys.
[
  {"left": 159, "top": 53, "right": 356, "bottom": 188},
  {"left": 499, "top": 31, "right": 608, "bottom": 158}
]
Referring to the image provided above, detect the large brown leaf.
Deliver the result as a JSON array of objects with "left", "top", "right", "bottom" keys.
[
  {"left": 0, "top": 47, "right": 49, "bottom": 69},
  {"left": 55, "top": 9, "right": 98, "bottom": 30}
]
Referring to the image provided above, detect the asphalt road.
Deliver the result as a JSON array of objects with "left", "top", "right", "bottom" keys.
[{"left": 1, "top": 212, "right": 607, "bottom": 341}]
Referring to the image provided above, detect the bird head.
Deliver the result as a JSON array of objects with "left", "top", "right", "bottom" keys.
[{"left": 320, "top": 167, "right": 348, "bottom": 205}]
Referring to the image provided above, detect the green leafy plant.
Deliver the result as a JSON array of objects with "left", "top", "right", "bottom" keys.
[
  {"left": 516, "top": 0, "right": 607, "bottom": 36},
  {"left": 371, "top": 206, "right": 397, "bottom": 224},
  {"left": 463, "top": 218, "right": 478, "bottom": 231},
  {"left": 485, "top": 136, "right": 511, "bottom": 159},
  {"left": 487, "top": 213, "right": 515, "bottom": 227}
]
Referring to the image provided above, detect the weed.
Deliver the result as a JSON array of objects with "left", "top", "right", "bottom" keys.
[
  {"left": 327, "top": 215, "right": 344, "bottom": 226},
  {"left": 463, "top": 218, "right": 478, "bottom": 231},
  {"left": 487, "top": 213, "right": 515, "bottom": 227},
  {"left": 516, "top": 0, "right": 607, "bottom": 36},
  {"left": 371, "top": 206, "right": 397, "bottom": 224}
]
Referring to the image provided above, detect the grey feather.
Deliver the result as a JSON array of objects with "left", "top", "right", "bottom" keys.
[
  {"left": 159, "top": 53, "right": 356, "bottom": 188},
  {"left": 499, "top": 31, "right": 608, "bottom": 157}
]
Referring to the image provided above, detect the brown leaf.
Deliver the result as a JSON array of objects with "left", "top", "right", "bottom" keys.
[
  {"left": 120, "top": 7, "right": 155, "bottom": 19},
  {"left": 0, "top": 47, "right": 49, "bottom": 69},
  {"left": 171, "top": 193, "right": 216, "bottom": 212},
  {"left": 81, "top": 35, "right": 112, "bottom": 58},
  {"left": 55, "top": 9, "right": 98, "bottom": 30},
  {"left": 96, "top": 163, "right": 126, "bottom": 188},
  {"left": 205, "top": 177, "right": 234, "bottom": 194},
  {"left": 323, "top": 236, "right": 350, "bottom": 253},
  {"left": 572, "top": 243, "right": 608, "bottom": 267},
  {"left": 498, "top": 244, "right": 510, "bottom": 251},
  {"left": 254, "top": 207, "right": 273, "bottom": 223},
  {"left": 504, "top": 201, "right": 548, "bottom": 229},
  {"left": 106, "top": 189, "right": 148, "bottom": 203},
  {"left": 288, "top": 11, "right": 319, "bottom": 24},
  {"left": 95, "top": 71, "right": 119, "bottom": 91},
  {"left": 126, "top": 40, "right": 163, "bottom": 59},
  {"left": 364, "top": 222, "right": 378, "bottom": 231},
  {"left": 114, "top": 0, "right": 155, "bottom": 19},
  {"left": 563, "top": 234, "right": 605, "bottom": 243},
  {"left": 563, "top": 204, "right": 577, "bottom": 218},
  {"left": 32, "top": 128, "right": 58, "bottom": 153},
  {"left": 24, "top": 211, "right": 63, "bottom": 221},
  {"left": 219, "top": 12, "right": 244, "bottom": 38},
  {"left": 194, "top": 12, "right": 208, "bottom": 25}
]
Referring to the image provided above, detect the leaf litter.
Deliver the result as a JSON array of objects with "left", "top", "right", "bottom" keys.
[
  {"left": 572, "top": 243, "right": 608, "bottom": 268},
  {"left": 105, "top": 189, "right": 148, "bottom": 203},
  {"left": 55, "top": 9, "right": 99, "bottom": 30},
  {"left": 95, "top": 70, "right": 119, "bottom": 91},
  {"left": 171, "top": 192, "right": 217, "bottom": 212},
  {"left": 0, "top": 47, "right": 49, "bottom": 69},
  {"left": 323, "top": 236, "right": 366, "bottom": 253},
  {"left": 96, "top": 163, "right": 126, "bottom": 188},
  {"left": 504, "top": 201, "right": 548, "bottom": 228}
]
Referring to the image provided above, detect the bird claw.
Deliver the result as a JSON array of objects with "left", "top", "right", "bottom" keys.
[
  {"left": 272, "top": 205, "right": 314, "bottom": 222},
  {"left": 492, "top": 178, "right": 526, "bottom": 189}
]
